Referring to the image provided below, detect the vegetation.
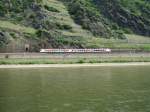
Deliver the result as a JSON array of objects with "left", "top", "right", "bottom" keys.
[
  {"left": 0, "top": 56, "right": 150, "bottom": 65},
  {"left": 44, "top": 5, "right": 60, "bottom": 12},
  {"left": 62, "top": 0, "right": 150, "bottom": 37},
  {"left": 0, "top": 0, "right": 150, "bottom": 51}
]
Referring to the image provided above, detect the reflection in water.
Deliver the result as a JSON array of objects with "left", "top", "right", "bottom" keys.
[{"left": 0, "top": 66, "right": 150, "bottom": 112}]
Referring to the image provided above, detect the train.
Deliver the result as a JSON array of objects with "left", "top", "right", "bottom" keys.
[{"left": 40, "top": 48, "right": 111, "bottom": 53}]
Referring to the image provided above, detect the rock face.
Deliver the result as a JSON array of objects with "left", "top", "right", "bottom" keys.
[
  {"left": 62, "top": 0, "right": 150, "bottom": 37},
  {"left": 93, "top": 0, "right": 150, "bottom": 36},
  {"left": 0, "top": 31, "right": 9, "bottom": 46}
]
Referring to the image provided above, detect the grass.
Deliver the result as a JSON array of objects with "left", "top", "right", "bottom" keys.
[
  {"left": 0, "top": 56, "right": 150, "bottom": 65},
  {"left": 126, "top": 34, "right": 150, "bottom": 44},
  {"left": 0, "top": 20, "right": 36, "bottom": 34},
  {"left": 85, "top": 34, "right": 150, "bottom": 51},
  {"left": 43, "top": 0, "right": 94, "bottom": 38}
]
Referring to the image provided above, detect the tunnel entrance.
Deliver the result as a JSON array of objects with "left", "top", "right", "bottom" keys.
[{"left": 25, "top": 44, "right": 30, "bottom": 52}]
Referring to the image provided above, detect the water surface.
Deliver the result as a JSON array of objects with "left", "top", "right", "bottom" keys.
[{"left": 0, "top": 66, "right": 150, "bottom": 112}]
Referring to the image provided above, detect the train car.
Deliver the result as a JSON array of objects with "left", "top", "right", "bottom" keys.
[{"left": 40, "top": 48, "right": 111, "bottom": 53}]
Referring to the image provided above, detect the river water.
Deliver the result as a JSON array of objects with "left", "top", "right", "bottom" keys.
[{"left": 0, "top": 65, "right": 150, "bottom": 112}]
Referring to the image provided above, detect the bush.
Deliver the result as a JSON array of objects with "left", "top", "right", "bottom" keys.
[
  {"left": 63, "top": 24, "right": 72, "bottom": 30},
  {"left": 36, "top": 29, "right": 43, "bottom": 37},
  {"left": 56, "top": 23, "right": 72, "bottom": 30},
  {"left": 114, "top": 30, "right": 127, "bottom": 39},
  {"left": 5, "top": 54, "right": 9, "bottom": 59},
  {"left": 77, "top": 59, "right": 84, "bottom": 64},
  {"left": 44, "top": 5, "right": 60, "bottom": 12}
]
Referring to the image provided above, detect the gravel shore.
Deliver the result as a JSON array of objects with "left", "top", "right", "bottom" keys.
[{"left": 0, "top": 62, "right": 150, "bottom": 68}]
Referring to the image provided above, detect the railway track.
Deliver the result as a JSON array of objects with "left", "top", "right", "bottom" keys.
[{"left": 0, "top": 51, "right": 150, "bottom": 59}]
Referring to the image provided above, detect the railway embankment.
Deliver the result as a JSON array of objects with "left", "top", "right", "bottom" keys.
[{"left": 0, "top": 52, "right": 150, "bottom": 64}]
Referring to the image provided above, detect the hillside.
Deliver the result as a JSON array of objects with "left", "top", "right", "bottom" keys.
[
  {"left": 0, "top": 0, "right": 150, "bottom": 52},
  {"left": 62, "top": 0, "right": 150, "bottom": 36}
]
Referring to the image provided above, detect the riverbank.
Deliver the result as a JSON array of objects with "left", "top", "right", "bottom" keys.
[
  {"left": 0, "top": 56, "right": 150, "bottom": 65},
  {"left": 0, "top": 52, "right": 150, "bottom": 65},
  {"left": 0, "top": 62, "right": 150, "bottom": 68}
]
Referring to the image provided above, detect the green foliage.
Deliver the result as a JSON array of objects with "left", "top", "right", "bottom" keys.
[
  {"left": 0, "top": 31, "right": 10, "bottom": 47},
  {"left": 55, "top": 23, "right": 72, "bottom": 30},
  {"left": 0, "top": 0, "right": 150, "bottom": 50},
  {"left": 0, "top": 0, "right": 33, "bottom": 14},
  {"left": 114, "top": 30, "right": 127, "bottom": 39},
  {"left": 61, "top": 0, "right": 150, "bottom": 37},
  {"left": 63, "top": 0, "right": 111, "bottom": 37},
  {"left": 44, "top": 5, "right": 60, "bottom": 12},
  {"left": 77, "top": 59, "right": 85, "bottom": 63},
  {"left": 93, "top": 0, "right": 150, "bottom": 36}
]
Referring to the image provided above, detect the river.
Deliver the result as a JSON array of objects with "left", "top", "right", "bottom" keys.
[{"left": 0, "top": 65, "right": 150, "bottom": 112}]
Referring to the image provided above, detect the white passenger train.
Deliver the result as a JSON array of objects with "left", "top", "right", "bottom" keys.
[{"left": 40, "top": 48, "right": 111, "bottom": 53}]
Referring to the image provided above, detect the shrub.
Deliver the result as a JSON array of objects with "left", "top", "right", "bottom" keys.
[
  {"left": 77, "top": 59, "right": 84, "bottom": 64},
  {"left": 56, "top": 23, "right": 72, "bottom": 30},
  {"left": 44, "top": 5, "right": 60, "bottom": 12},
  {"left": 63, "top": 24, "right": 72, "bottom": 30},
  {"left": 36, "top": 29, "right": 43, "bottom": 37},
  {"left": 5, "top": 54, "right": 9, "bottom": 59}
]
